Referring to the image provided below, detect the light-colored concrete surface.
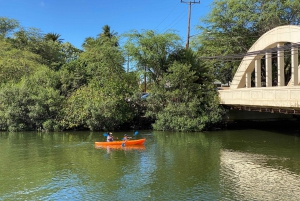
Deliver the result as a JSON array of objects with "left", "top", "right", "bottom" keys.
[{"left": 219, "top": 87, "right": 300, "bottom": 108}]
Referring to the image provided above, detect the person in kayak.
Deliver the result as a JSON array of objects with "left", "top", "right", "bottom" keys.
[
  {"left": 123, "top": 134, "right": 128, "bottom": 141},
  {"left": 122, "top": 134, "right": 129, "bottom": 147},
  {"left": 123, "top": 134, "right": 133, "bottom": 140},
  {"left": 107, "top": 132, "right": 114, "bottom": 142}
]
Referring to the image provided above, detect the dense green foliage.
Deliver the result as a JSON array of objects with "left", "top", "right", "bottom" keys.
[
  {"left": 0, "top": 17, "right": 225, "bottom": 132},
  {"left": 0, "top": 67, "right": 62, "bottom": 131},
  {"left": 61, "top": 34, "right": 138, "bottom": 131},
  {"left": 144, "top": 52, "right": 224, "bottom": 131},
  {"left": 124, "top": 32, "right": 224, "bottom": 131}
]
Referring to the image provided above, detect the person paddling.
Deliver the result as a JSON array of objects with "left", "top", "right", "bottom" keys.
[
  {"left": 123, "top": 134, "right": 129, "bottom": 141},
  {"left": 107, "top": 132, "right": 114, "bottom": 142},
  {"left": 122, "top": 134, "right": 129, "bottom": 147}
]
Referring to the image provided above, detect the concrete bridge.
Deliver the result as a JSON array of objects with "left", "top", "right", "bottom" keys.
[{"left": 219, "top": 25, "right": 300, "bottom": 116}]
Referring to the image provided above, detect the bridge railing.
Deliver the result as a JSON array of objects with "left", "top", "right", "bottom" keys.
[{"left": 230, "top": 25, "right": 300, "bottom": 89}]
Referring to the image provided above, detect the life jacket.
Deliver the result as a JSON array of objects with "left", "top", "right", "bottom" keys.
[{"left": 107, "top": 136, "right": 113, "bottom": 142}]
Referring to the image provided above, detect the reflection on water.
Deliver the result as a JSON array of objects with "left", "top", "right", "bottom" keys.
[
  {"left": 220, "top": 150, "right": 300, "bottom": 200},
  {"left": 95, "top": 145, "right": 146, "bottom": 153},
  {"left": 0, "top": 130, "right": 300, "bottom": 200}
]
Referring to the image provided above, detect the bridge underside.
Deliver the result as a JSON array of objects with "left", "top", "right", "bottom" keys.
[
  {"left": 226, "top": 105, "right": 300, "bottom": 115},
  {"left": 223, "top": 109, "right": 295, "bottom": 123}
]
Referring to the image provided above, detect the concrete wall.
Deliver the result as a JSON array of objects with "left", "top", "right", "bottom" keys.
[{"left": 219, "top": 87, "right": 300, "bottom": 108}]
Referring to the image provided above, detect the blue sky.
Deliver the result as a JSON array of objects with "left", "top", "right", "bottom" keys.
[{"left": 0, "top": 0, "right": 213, "bottom": 49}]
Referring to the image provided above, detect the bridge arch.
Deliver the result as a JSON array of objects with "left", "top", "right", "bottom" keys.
[{"left": 230, "top": 25, "right": 300, "bottom": 89}]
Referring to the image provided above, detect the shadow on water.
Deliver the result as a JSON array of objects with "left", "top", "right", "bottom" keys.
[{"left": 225, "top": 120, "right": 300, "bottom": 137}]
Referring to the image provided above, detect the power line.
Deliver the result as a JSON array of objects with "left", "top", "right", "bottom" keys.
[
  {"left": 155, "top": 2, "right": 180, "bottom": 30},
  {"left": 163, "top": 11, "right": 186, "bottom": 33},
  {"left": 181, "top": 0, "right": 200, "bottom": 49},
  {"left": 197, "top": 28, "right": 300, "bottom": 61},
  {"left": 199, "top": 42, "right": 300, "bottom": 62}
]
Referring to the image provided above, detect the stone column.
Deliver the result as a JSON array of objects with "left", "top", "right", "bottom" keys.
[
  {"left": 291, "top": 43, "right": 299, "bottom": 86},
  {"left": 255, "top": 59, "right": 261, "bottom": 87},
  {"left": 265, "top": 52, "right": 272, "bottom": 87},
  {"left": 277, "top": 43, "right": 284, "bottom": 86}
]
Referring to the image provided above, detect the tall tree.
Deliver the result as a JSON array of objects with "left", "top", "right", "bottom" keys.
[
  {"left": 11, "top": 28, "right": 65, "bottom": 70},
  {"left": 124, "top": 30, "right": 182, "bottom": 85},
  {"left": 0, "top": 17, "right": 19, "bottom": 38},
  {"left": 61, "top": 29, "right": 138, "bottom": 131}
]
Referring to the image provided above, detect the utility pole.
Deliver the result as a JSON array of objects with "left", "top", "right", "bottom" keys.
[
  {"left": 144, "top": 66, "right": 147, "bottom": 92},
  {"left": 181, "top": 0, "right": 200, "bottom": 49},
  {"left": 127, "top": 55, "right": 130, "bottom": 73}
]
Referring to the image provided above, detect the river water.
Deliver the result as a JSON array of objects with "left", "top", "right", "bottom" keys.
[{"left": 0, "top": 129, "right": 300, "bottom": 200}]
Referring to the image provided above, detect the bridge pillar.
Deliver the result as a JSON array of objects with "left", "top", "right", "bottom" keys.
[
  {"left": 255, "top": 59, "right": 261, "bottom": 87},
  {"left": 246, "top": 71, "right": 251, "bottom": 88},
  {"left": 291, "top": 44, "right": 299, "bottom": 86},
  {"left": 277, "top": 43, "right": 285, "bottom": 86},
  {"left": 265, "top": 52, "right": 272, "bottom": 87}
]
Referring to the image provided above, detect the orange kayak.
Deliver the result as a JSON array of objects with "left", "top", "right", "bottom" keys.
[{"left": 94, "top": 138, "right": 146, "bottom": 146}]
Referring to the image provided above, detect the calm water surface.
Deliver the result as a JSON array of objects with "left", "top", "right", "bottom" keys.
[{"left": 0, "top": 129, "right": 300, "bottom": 200}]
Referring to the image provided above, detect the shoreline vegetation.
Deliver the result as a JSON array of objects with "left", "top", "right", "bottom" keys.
[
  {"left": 0, "top": 18, "right": 224, "bottom": 132},
  {"left": 1, "top": 0, "right": 299, "bottom": 132}
]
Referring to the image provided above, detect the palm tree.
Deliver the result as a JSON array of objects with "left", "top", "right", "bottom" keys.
[
  {"left": 82, "top": 25, "right": 119, "bottom": 50},
  {"left": 98, "top": 25, "right": 119, "bottom": 46},
  {"left": 100, "top": 25, "right": 116, "bottom": 38},
  {"left": 44, "top": 32, "right": 64, "bottom": 43}
]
